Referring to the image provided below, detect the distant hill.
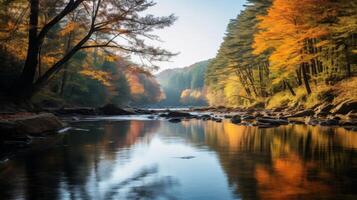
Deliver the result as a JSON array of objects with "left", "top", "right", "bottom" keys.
[{"left": 156, "top": 59, "right": 211, "bottom": 106}]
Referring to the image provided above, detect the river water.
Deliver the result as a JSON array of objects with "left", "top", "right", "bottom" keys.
[{"left": 0, "top": 118, "right": 357, "bottom": 200}]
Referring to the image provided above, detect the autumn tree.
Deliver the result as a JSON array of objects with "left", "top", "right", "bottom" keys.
[
  {"left": 9, "top": 0, "right": 176, "bottom": 98},
  {"left": 253, "top": 0, "right": 339, "bottom": 94}
]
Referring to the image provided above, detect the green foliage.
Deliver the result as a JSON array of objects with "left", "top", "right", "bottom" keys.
[{"left": 156, "top": 60, "right": 211, "bottom": 106}]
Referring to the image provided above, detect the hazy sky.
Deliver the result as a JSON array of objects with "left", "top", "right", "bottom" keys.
[{"left": 146, "top": 0, "right": 245, "bottom": 72}]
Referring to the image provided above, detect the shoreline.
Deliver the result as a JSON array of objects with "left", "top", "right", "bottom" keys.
[{"left": 1, "top": 101, "right": 356, "bottom": 162}]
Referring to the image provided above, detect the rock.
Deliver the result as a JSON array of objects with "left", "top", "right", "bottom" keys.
[
  {"left": 231, "top": 115, "right": 242, "bottom": 124},
  {"left": 289, "top": 119, "right": 305, "bottom": 125},
  {"left": 253, "top": 112, "right": 264, "bottom": 118},
  {"left": 344, "top": 126, "right": 357, "bottom": 132},
  {"left": 340, "top": 120, "right": 357, "bottom": 126},
  {"left": 0, "top": 113, "right": 66, "bottom": 138},
  {"left": 257, "top": 117, "right": 289, "bottom": 125},
  {"left": 315, "top": 112, "right": 330, "bottom": 118},
  {"left": 315, "top": 103, "right": 334, "bottom": 114},
  {"left": 305, "top": 117, "right": 319, "bottom": 126},
  {"left": 199, "top": 114, "right": 211, "bottom": 120},
  {"left": 57, "top": 107, "right": 97, "bottom": 115},
  {"left": 287, "top": 109, "right": 315, "bottom": 118},
  {"left": 168, "top": 118, "right": 182, "bottom": 123},
  {"left": 164, "top": 111, "right": 193, "bottom": 118},
  {"left": 99, "top": 104, "right": 134, "bottom": 115},
  {"left": 242, "top": 115, "right": 255, "bottom": 120},
  {"left": 332, "top": 100, "right": 357, "bottom": 115},
  {"left": 254, "top": 122, "right": 279, "bottom": 128},
  {"left": 214, "top": 118, "right": 223, "bottom": 123},
  {"left": 347, "top": 111, "right": 357, "bottom": 119},
  {"left": 240, "top": 122, "right": 251, "bottom": 126},
  {"left": 320, "top": 119, "right": 340, "bottom": 126},
  {"left": 224, "top": 115, "right": 233, "bottom": 119}
]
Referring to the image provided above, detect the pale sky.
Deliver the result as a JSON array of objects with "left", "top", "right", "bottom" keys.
[{"left": 145, "top": 0, "right": 245, "bottom": 72}]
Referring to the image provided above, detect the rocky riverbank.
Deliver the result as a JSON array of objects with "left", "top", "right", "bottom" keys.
[
  {"left": 0, "top": 112, "right": 67, "bottom": 160},
  {"left": 1, "top": 100, "right": 356, "bottom": 161}
]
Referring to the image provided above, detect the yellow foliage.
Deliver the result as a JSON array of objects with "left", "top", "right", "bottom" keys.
[
  {"left": 126, "top": 73, "right": 145, "bottom": 95},
  {"left": 59, "top": 22, "right": 77, "bottom": 37},
  {"left": 80, "top": 69, "right": 112, "bottom": 86},
  {"left": 333, "top": 77, "right": 357, "bottom": 104}
]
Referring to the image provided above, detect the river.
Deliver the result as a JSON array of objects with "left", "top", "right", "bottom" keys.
[{"left": 0, "top": 118, "right": 357, "bottom": 200}]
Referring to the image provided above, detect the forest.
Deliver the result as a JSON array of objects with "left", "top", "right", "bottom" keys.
[
  {"left": 156, "top": 60, "right": 209, "bottom": 107},
  {"left": 0, "top": 0, "right": 173, "bottom": 107},
  {"left": 205, "top": 0, "right": 357, "bottom": 109}
]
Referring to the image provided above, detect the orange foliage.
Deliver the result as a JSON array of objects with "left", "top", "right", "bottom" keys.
[{"left": 253, "top": 0, "right": 333, "bottom": 74}]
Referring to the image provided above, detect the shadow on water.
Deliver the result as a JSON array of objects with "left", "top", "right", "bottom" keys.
[{"left": 0, "top": 119, "right": 356, "bottom": 200}]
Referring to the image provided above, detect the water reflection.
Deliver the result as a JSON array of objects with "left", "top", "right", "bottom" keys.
[{"left": 0, "top": 119, "right": 356, "bottom": 200}]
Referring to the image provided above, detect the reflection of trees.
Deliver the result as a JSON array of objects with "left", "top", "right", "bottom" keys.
[
  {"left": 0, "top": 120, "right": 161, "bottom": 200},
  {"left": 173, "top": 120, "right": 357, "bottom": 200}
]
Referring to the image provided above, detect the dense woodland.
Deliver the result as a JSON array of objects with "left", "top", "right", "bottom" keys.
[
  {"left": 156, "top": 60, "right": 209, "bottom": 107},
  {"left": 0, "top": 0, "right": 173, "bottom": 107},
  {"left": 1, "top": 0, "right": 356, "bottom": 109},
  {"left": 206, "top": 0, "right": 357, "bottom": 109}
]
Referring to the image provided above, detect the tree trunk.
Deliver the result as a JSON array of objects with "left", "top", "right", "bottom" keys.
[
  {"left": 296, "top": 68, "right": 302, "bottom": 85},
  {"left": 16, "top": 0, "right": 40, "bottom": 96},
  {"left": 59, "top": 30, "right": 75, "bottom": 96},
  {"left": 301, "top": 64, "right": 312, "bottom": 94},
  {"left": 344, "top": 44, "right": 351, "bottom": 77},
  {"left": 283, "top": 80, "right": 296, "bottom": 96}
]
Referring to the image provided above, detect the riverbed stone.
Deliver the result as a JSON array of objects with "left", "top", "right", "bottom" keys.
[{"left": 231, "top": 115, "right": 242, "bottom": 124}]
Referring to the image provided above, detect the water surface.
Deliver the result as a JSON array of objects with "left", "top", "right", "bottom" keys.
[{"left": 1, "top": 119, "right": 357, "bottom": 200}]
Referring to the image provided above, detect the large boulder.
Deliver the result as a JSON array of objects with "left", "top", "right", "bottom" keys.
[
  {"left": 332, "top": 100, "right": 357, "bottom": 115},
  {"left": 99, "top": 104, "right": 135, "bottom": 115},
  {"left": 0, "top": 113, "right": 66, "bottom": 138}
]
